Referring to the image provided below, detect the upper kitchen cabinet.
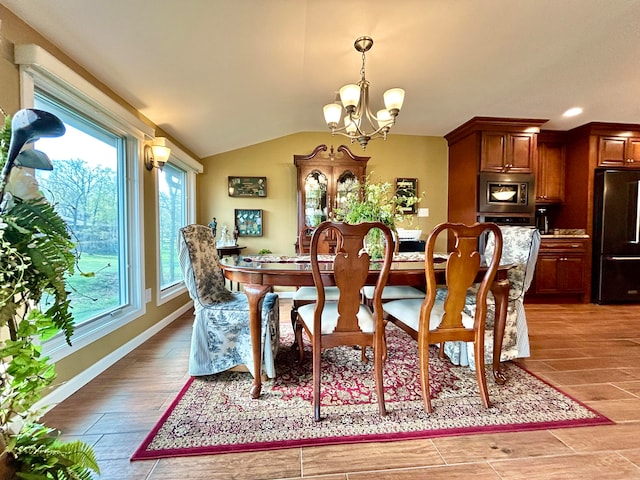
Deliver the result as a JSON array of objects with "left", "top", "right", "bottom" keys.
[
  {"left": 597, "top": 134, "right": 640, "bottom": 168},
  {"left": 536, "top": 131, "right": 566, "bottom": 204},
  {"left": 480, "top": 131, "right": 537, "bottom": 173},
  {"left": 294, "top": 144, "right": 369, "bottom": 253}
]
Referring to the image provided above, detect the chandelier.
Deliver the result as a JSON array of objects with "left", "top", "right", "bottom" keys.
[{"left": 323, "top": 36, "right": 405, "bottom": 150}]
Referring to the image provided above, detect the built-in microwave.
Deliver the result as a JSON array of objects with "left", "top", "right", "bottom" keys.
[{"left": 478, "top": 172, "right": 535, "bottom": 214}]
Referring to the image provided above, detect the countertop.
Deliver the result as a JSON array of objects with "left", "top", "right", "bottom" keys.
[{"left": 540, "top": 228, "right": 589, "bottom": 239}]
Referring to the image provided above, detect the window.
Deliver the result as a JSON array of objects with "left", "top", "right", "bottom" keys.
[
  {"left": 17, "top": 44, "right": 151, "bottom": 362},
  {"left": 34, "top": 92, "right": 125, "bottom": 324},
  {"left": 153, "top": 139, "right": 202, "bottom": 304},
  {"left": 158, "top": 163, "right": 186, "bottom": 291}
]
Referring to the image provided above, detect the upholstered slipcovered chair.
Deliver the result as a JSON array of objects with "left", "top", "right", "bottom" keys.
[
  {"left": 443, "top": 225, "right": 540, "bottom": 370},
  {"left": 179, "top": 224, "right": 280, "bottom": 378}
]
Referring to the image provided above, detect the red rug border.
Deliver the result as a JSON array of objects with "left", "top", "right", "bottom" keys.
[{"left": 131, "top": 362, "right": 613, "bottom": 461}]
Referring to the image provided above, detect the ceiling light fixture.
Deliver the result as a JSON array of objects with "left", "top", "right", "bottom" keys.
[
  {"left": 323, "top": 36, "right": 405, "bottom": 150},
  {"left": 144, "top": 137, "right": 171, "bottom": 171},
  {"left": 563, "top": 107, "right": 583, "bottom": 117}
]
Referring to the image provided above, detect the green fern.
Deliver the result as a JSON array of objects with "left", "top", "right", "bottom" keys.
[
  {"left": 2, "top": 197, "right": 76, "bottom": 343},
  {"left": 9, "top": 423, "right": 100, "bottom": 479}
]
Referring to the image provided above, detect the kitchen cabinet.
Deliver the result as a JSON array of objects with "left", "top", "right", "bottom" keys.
[
  {"left": 294, "top": 144, "right": 369, "bottom": 253},
  {"left": 480, "top": 131, "right": 536, "bottom": 173},
  {"left": 535, "top": 135, "right": 565, "bottom": 204},
  {"left": 597, "top": 135, "right": 640, "bottom": 168},
  {"left": 445, "top": 117, "right": 547, "bottom": 239},
  {"left": 530, "top": 237, "right": 589, "bottom": 302}
]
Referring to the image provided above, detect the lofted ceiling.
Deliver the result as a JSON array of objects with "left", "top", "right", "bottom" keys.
[{"left": 2, "top": 0, "right": 640, "bottom": 158}]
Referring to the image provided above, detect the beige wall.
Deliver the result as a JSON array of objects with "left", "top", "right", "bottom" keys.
[
  {"left": 199, "top": 132, "right": 449, "bottom": 255},
  {"left": 1, "top": 6, "right": 450, "bottom": 390}
]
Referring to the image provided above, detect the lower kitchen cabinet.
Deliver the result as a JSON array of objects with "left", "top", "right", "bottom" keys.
[{"left": 529, "top": 237, "right": 589, "bottom": 303}]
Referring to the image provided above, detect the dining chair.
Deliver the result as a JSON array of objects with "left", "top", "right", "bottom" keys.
[
  {"left": 294, "top": 220, "right": 394, "bottom": 421},
  {"left": 361, "top": 229, "right": 425, "bottom": 308},
  {"left": 442, "top": 225, "right": 540, "bottom": 370},
  {"left": 290, "top": 225, "right": 341, "bottom": 349},
  {"left": 179, "top": 224, "right": 280, "bottom": 379},
  {"left": 382, "top": 222, "right": 503, "bottom": 413}
]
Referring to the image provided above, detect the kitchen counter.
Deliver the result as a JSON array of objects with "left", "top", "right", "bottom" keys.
[
  {"left": 540, "top": 228, "right": 589, "bottom": 239},
  {"left": 540, "top": 234, "right": 590, "bottom": 238}
]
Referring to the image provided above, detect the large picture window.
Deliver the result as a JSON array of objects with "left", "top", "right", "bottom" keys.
[
  {"left": 17, "top": 44, "right": 150, "bottom": 361},
  {"left": 34, "top": 92, "right": 126, "bottom": 324}
]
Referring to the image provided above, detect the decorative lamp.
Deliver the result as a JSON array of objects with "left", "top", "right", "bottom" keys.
[
  {"left": 144, "top": 137, "right": 171, "bottom": 171},
  {"left": 323, "top": 36, "right": 405, "bottom": 149}
]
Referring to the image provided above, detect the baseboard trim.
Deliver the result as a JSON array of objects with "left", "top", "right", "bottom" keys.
[{"left": 36, "top": 301, "right": 194, "bottom": 414}]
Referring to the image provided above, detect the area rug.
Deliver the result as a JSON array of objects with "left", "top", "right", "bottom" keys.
[{"left": 132, "top": 324, "right": 612, "bottom": 460}]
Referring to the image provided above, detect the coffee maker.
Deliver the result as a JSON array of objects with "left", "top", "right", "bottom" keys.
[{"left": 535, "top": 207, "right": 550, "bottom": 234}]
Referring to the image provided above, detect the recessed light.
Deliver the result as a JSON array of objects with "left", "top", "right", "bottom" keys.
[{"left": 563, "top": 107, "right": 583, "bottom": 117}]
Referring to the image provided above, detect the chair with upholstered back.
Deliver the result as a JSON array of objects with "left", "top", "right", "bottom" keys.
[
  {"left": 294, "top": 221, "right": 394, "bottom": 421},
  {"left": 382, "top": 222, "right": 502, "bottom": 412},
  {"left": 442, "top": 225, "right": 540, "bottom": 370},
  {"left": 179, "top": 224, "right": 280, "bottom": 378}
]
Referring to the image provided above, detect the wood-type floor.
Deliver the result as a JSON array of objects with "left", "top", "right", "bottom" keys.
[{"left": 42, "top": 299, "right": 640, "bottom": 479}]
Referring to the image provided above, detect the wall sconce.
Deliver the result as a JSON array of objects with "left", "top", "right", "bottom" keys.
[{"left": 144, "top": 137, "right": 171, "bottom": 171}]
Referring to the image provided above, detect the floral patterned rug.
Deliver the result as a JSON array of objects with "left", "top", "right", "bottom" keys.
[{"left": 132, "top": 324, "right": 611, "bottom": 460}]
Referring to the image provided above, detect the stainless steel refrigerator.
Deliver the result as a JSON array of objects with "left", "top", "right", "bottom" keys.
[{"left": 592, "top": 169, "right": 640, "bottom": 304}]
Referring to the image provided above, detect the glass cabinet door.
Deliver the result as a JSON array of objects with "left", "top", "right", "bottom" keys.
[
  {"left": 304, "top": 171, "right": 328, "bottom": 227},
  {"left": 335, "top": 170, "right": 359, "bottom": 213}
]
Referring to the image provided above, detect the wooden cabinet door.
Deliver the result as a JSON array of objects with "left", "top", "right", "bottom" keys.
[
  {"left": 557, "top": 256, "right": 586, "bottom": 292},
  {"left": 627, "top": 137, "right": 640, "bottom": 166},
  {"left": 534, "top": 255, "right": 561, "bottom": 293},
  {"left": 480, "top": 132, "right": 534, "bottom": 173},
  {"left": 509, "top": 133, "right": 535, "bottom": 172},
  {"left": 480, "top": 132, "right": 507, "bottom": 172},
  {"left": 598, "top": 136, "right": 631, "bottom": 167},
  {"left": 536, "top": 142, "right": 565, "bottom": 203}
]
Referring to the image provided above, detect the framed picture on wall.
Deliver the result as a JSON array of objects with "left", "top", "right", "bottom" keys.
[
  {"left": 235, "top": 209, "right": 263, "bottom": 236},
  {"left": 228, "top": 176, "right": 267, "bottom": 197},
  {"left": 395, "top": 178, "right": 418, "bottom": 214}
]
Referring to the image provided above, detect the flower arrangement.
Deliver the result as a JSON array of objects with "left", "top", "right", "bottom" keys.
[
  {"left": 0, "top": 110, "right": 99, "bottom": 479},
  {"left": 334, "top": 173, "right": 420, "bottom": 257}
]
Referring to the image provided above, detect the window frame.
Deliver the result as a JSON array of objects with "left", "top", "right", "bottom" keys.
[
  {"left": 153, "top": 137, "right": 202, "bottom": 305},
  {"left": 16, "top": 44, "right": 153, "bottom": 363}
]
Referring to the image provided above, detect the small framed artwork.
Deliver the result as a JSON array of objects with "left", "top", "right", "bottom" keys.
[
  {"left": 235, "top": 209, "right": 263, "bottom": 237},
  {"left": 395, "top": 178, "right": 418, "bottom": 214},
  {"left": 228, "top": 176, "right": 267, "bottom": 197}
]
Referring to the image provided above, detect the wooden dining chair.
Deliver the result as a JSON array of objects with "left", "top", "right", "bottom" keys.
[
  {"left": 382, "top": 222, "right": 503, "bottom": 413},
  {"left": 294, "top": 221, "right": 394, "bottom": 421},
  {"left": 361, "top": 229, "right": 425, "bottom": 308},
  {"left": 290, "top": 226, "right": 341, "bottom": 349}
]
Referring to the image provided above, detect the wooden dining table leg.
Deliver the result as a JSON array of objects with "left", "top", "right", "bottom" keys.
[
  {"left": 243, "top": 283, "right": 271, "bottom": 399},
  {"left": 490, "top": 278, "right": 510, "bottom": 385}
]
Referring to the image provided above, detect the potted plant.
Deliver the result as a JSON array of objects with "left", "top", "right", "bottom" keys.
[
  {"left": 334, "top": 173, "right": 420, "bottom": 258},
  {"left": 0, "top": 110, "right": 99, "bottom": 479}
]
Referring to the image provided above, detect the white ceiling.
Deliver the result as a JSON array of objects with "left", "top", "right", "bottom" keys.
[{"left": 3, "top": 0, "right": 640, "bottom": 158}]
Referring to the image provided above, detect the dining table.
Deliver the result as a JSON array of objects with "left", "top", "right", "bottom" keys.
[{"left": 219, "top": 252, "right": 512, "bottom": 399}]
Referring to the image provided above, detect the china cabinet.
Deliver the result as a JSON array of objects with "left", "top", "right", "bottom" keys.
[{"left": 294, "top": 144, "right": 369, "bottom": 253}]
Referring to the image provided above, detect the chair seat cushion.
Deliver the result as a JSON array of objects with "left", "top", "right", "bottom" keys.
[
  {"left": 293, "top": 286, "right": 341, "bottom": 301},
  {"left": 361, "top": 285, "right": 425, "bottom": 300},
  {"left": 298, "top": 302, "right": 375, "bottom": 335},
  {"left": 382, "top": 298, "right": 474, "bottom": 332}
]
